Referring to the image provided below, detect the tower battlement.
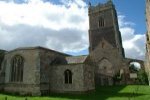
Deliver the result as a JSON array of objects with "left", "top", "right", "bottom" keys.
[{"left": 88, "top": 0, "right": 114, "bottom": 14}]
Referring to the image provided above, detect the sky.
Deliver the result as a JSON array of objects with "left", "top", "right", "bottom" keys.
[{"left": 0, "top": 0, "right": 146, "bottom": 60}]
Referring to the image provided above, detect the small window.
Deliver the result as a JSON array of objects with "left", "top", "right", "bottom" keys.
[
  {"left": 98, "top": 17, "right": 105, "bottom": 27},
  {"left": 104, "top": 66, "right": 107, "bottom": 70},
  {"left": 102, "top": 42, "right": 105, "bottom": 48},
  {"left": 64, "top": 69, "right": 72, "bottom": 84}
]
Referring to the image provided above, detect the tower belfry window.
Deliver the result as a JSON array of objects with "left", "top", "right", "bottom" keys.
[{"left": 98, "top": 17, "right": 105, "bottom": 27}]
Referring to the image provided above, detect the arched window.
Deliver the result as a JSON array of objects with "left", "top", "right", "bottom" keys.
[
  {"left": 11, "top": 55, "right": 24, "bottom": 82},
  {"left": 129, "top": 62, "right": 141, "bottom": 72},
  {"left": 98, "top": 17, "right": 105, "bottom": 27},
  {"left": 64, "top": 69, "right": 72, "bottom": 84},
  {"left": 102, "top": 42, "right": 105, "bottom": 48}
]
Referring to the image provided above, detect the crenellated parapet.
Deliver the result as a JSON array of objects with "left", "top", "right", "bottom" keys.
[{"left": 88, "top": 0, "right": 114, "bottom": 15}]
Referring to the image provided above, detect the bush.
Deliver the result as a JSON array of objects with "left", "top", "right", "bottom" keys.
[{"left": 137, "top": 69, "right": 149, "bottom": 85}]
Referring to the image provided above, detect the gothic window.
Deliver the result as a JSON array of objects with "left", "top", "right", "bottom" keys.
[
  {"left": 129, "top": 62, "right": 141, "bottom": 73},
  {"left": 1, "top": 60, "right": 6, "bottom": 70},
  {"left": 103, "top": 66, "right": 107, "bottom": 70},
  {"left": 98, "top": 17, "right": 105, "bottom": 27},
  {"left": 64, "top": 69, "right": 72, "bottom": 84},
  {"left": 11, "top": 55, "right": 24, "bottom": 82},
  {"left": 102, "top": 42, "right": 105, "bottom": 48}
]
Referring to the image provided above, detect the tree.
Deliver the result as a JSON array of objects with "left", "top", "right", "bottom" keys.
[
  {"left": 129, "top": 63, "right": 148, "bottom": 85},
  {"left": 137, "top": 69, "right": 149, "bottom": 85}
]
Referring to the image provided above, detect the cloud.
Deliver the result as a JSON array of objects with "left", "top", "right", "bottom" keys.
[
  {"left": 0, "top": 0, "right": 145, "bottom": 60},
  {"left": 0, "top": 0, "right": 89, "bottom": 53},
  {"left": 118, "top": 15, "right": 145, "bottom": 60}
]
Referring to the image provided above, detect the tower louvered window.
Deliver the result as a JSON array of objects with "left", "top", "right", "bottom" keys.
[{"left": 98, "top": 17, "right": 105, "bottom": 27}]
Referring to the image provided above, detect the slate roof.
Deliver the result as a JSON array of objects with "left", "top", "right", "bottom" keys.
[{"left": 65, "top": 55, "right": 88, "bottom": 64}]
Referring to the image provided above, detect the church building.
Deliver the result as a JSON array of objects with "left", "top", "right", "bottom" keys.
[{"left": 0, "top": 0, "right": 144, "bottom": 96}]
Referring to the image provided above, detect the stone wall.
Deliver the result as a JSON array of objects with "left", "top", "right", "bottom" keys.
[
  {"left": 0, "top": 47, "right": 95, "bottom": 95},
  {"left": 38, "top": 48, "right": 68, "bottom": 94},
  {"left": 145, "top": 53, "right": 150, "bottom": 85},
  {"left": 146, "top": 0, "right": 150, "bottom": 33},
  {"left": 91, "top": 40, "right": 123, "bottom": 72},
  {"left": 3, "top": 48, "right": 41, "bottom": 95},
  {"left": 39, "top": 48, "right": 95, "bottom": 94},
  {"left": 4, "top": 84, "right": 40, "bottom": 95},
  {"left": 83, "top": 64, "right": 95, "bottom": 91},
  {"left": 49, "top": 64, "right": 85, "bottom": 93},
  {"left": 90, "top": 40, "right": 124, "bottom": 86},
  {"left": 145, "top": 0, "right": 150, "bottom": 85}
]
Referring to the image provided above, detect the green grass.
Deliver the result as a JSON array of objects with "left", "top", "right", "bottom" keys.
[{"left": 0, "top": 85, "right": 150, "bottom": 100}]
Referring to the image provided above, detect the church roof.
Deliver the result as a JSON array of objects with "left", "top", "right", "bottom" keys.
[
  {"left": 65, "top": 55, "right": 88, "bottom": 64},
  {"left": 7, "top": 46, "right": 70, "bottom": 56}
]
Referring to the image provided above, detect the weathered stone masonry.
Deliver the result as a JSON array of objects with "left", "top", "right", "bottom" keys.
[{"left": 0, "top": 0, "right": 145, "bottom": 96}]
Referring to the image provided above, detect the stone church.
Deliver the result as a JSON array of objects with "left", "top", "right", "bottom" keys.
[{"left": 0, "top": 0, "right": 144, "bottom": 96}]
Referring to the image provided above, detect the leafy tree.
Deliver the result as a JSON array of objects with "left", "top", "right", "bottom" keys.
[
  {"left": 137, "top": 69, "right": 149, "bottom": 85},
  {"left": 129, "top": 63, "right": 148, "bottom": 85}
]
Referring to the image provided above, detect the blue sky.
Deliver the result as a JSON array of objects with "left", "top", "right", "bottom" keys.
[
  {"left": 113, "top": 0, "right": 146, "bottom": 34},
  {"left": 0, "top": 0, "right": 146, "bottom": 60}
]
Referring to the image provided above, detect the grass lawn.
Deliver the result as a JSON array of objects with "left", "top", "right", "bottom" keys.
[{"left": 0, "top": 85, "right": 150, "bottom": 100}]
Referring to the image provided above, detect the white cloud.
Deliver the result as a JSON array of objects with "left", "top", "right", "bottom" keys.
[
  {"left": 119, "top": 15, "right": 145, "bottom": 60},
  {"left": 0, "top": 0, "right": 89, "bottom": 53},
  {"left": 0, "top": 0, "right": 145, "bottom": 60}
]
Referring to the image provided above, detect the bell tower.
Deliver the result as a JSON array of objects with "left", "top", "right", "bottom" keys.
[{"left": 88, "top": 0, "right": 125, "bottom": 57}]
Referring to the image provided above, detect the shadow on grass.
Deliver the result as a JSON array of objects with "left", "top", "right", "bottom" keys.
[
  {"left": 0, "top": 85, "right": 147, "bottom": 100},
  {"left": 48, "top": 85, "right": 146, "bottom": 100}
]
